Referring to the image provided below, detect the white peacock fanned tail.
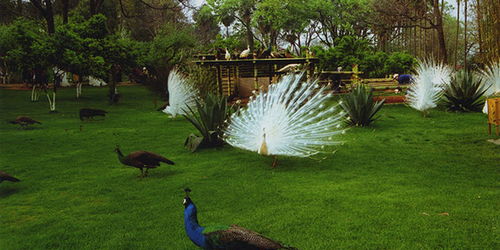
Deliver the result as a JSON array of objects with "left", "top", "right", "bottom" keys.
[
  {"left": 479, "top": 61, "right": 500, "bottom": 96},
  {"left": 163, "top": 69, "right": 198, "bottom": 117},
  {"left": 406, "top": 60, "right": 452, "bottom": 112},
  {"left": 224, "top": 73, "right": 346, "bottom": 157},
  {"left": 479, "top": 61, "right": 500, "bottom": 113}
]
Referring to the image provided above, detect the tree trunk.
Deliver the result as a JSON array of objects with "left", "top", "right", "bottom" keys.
[
  {"left": 17, "top": 0, "right": 23, "bottom": 15},
  {"left": 455, "top": 0, "right": 460, "bottom": 69},
  {"left": 464, "top": 0, "right": 468, "bottom": 69},
  {"left": 90, "top": 0, "right": 104, "bottom": 16},
  {"left": 44, "top": 0, "right": 55, "bottom": 34},
  {"left": 108, "top": 65, "right": 120, "bottom": 104},
  {"left": 242, "top": 10, "right": 254, "bottom": 50},
  {"left": 433, "top": 0, "right": 447, "bottom": 63},
  {"left": 62, "top": 0, "right": 69, "bottom": 24},
  {"left": 30, "top": 0, "right": 55, "bottom": 34}
]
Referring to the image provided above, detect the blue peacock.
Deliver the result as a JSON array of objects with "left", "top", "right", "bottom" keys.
[{"left": 183, "top": 188, "right": 296, "bottom": 250}]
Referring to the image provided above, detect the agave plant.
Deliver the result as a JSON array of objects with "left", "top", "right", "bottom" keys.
[
  {"left": 340, "top": 84, "right": 384, "bottom": 126},
  {"left": 442, "top": 70, "right": 488, "bottom": 112},
  {"left": 183, "top": 93, "right": 232, "bottom": 152}
]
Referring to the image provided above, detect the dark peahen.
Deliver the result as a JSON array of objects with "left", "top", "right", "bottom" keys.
[
  {"left": 79, "top": 108, "right": 108, "bottom": 121},
  {"left": 114, "top": 145, "right": 174, "bottom": 177},
  {"left": 183, "top": 188, "right": 296, "bottom": 250},
  {"left": 8, "top": 116, "right": 41, "bottom": 128},
  {"left": 0, "top": 171, "right": 20, "bottom": 183}
]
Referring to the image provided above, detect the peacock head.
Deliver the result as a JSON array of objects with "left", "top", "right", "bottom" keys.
[
  {"left": 183, "top": 188, "right": 193, "bottom": 208},
  {"left": 114, "top": 145, "right": 120, "bottom": 153}
]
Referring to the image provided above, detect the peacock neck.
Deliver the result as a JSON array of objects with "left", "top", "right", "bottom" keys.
[
  {"left": 184, "top": 203, "right": 206, "bottom": 248},
  {"left": 116, "top": 149, "right": 126, "bottom": 163}
]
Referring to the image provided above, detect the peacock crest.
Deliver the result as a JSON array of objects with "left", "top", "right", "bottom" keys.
[
  {"left": 224, "top": 73, "right": 346, "bottom": 158},
  {"left": 163, "top": 69, "right": 198, "bottom": 118}
]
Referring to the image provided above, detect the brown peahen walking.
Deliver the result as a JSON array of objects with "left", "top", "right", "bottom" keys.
[
  {"left": 183, "top": 188, "right": 296, "bottom": 249},
  {"left": 114, "top": 145, "right": 174, "bottom": 177},
  {"left": 0, "top": 171, "right": 20, "bottom": 183},
  {"left": 8, "top": 116, "right": 41, "bottom": 129}
]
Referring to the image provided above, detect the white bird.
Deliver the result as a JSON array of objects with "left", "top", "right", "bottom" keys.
[
  {"left": 223, "top": 73, "right": 346, "bottom": 167},
  {"left": 239, "top": 46, "right": 250, "bottom": 58},
  {"left": 277, "top": 64, "right": 301, "bottom": 73},
  {"left": 406, "top": 60, "right": 452, "bottom": 115},
  {"left": 225, "top": 48, "right": 231, "bottom": 60},
  {"left": 163, "top": 69, "right": 198, "bottom": 118},
  {"left": 479, "top": 61, "right": 500, "bottom": 114}
]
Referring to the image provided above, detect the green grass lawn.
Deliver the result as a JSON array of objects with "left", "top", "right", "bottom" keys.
[{"left": 0, "top": 85, "right": 498, "bottom": 249}]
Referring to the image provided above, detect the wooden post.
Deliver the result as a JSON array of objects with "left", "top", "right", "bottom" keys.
[
  {"left": 216, "top": 65, "right": 222, "bottom": 95},
  {"left": 227, "top": 66, "right": 231, "bottom": 96},
  {"left": 253, "top": 58, "right": 258, "bottom": 90},
  {"left": 306, "top": 52, "right": 311, "bottom": 82},
  {"left": 268, "top": 63, "right": 272, "bottom": 85},
  {"left": 236, "top": 66, "right": 240, "bottom": 97}
]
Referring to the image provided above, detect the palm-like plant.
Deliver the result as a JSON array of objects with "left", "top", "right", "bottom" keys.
[
  {"left": 442, "top": 70, "right": 488, "bottom": 112},
  {"left": 340, "top": 84, "right": 384, "bottom": 126},
  {"left": 183, "top": 93, "right": 232, "bottom": 152}
]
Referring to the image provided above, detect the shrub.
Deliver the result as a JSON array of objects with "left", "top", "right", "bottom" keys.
[
  {"left": 442, "top": 71, "right": 488, "bottom": 112},
  {"left": 340, "top": 84, "right": 384, "bottom": 126},
  {"left": 383, "top": 52, "right": 416, "bottom": 75},
  {"left": 360, "top": 52, "right": 389, "bottom": 78},
  {"left": 183, "top": 93, "right": 232, "bottom": 152}
]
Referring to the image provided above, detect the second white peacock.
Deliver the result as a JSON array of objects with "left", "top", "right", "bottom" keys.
[
  {"left": 406, "top": 60, "right": 452, "bottom": 114},
  {"left": 163, "top": 69, "right": 198, "bottom": 118},
  {"left": 223, "top": 73, "right": 346, "bottom": 167},
  {"left": 479, "top": 61, "right": 500, "bottom": 114}
]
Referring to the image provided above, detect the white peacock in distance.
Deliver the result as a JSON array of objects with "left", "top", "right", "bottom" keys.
[
  {"left": 163, "top": 69, "right": 198, "bottom": 118},
  {"left": 223, "top": 73, "right": 346, "bottom": 167},
  {"left": 406, "top": 60, "right": 452, "bottom": 116}
]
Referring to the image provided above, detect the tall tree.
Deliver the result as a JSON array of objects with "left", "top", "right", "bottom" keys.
[
  {"left": 455, "top": 0, "right": 460, "bottom": 68},
  {"left": 464, "top": 0, "right": 467, "bottom": 68},
  {"left": 372, "top": 0, "right": 448, "bottom": 62},
  {"left": 30, "top": 0, "right": 55, "bottom": 34},
  {"left": 207, "top": 0, "right": 258, "bottom": 50}
]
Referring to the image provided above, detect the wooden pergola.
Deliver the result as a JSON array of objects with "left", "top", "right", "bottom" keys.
[{"left": 194, "top": 57, "right": 319, "bottom": 97}]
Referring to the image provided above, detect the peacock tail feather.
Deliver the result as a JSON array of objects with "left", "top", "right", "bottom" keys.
[
  {"left": 406, "top": 60, "right": 452, "bottom": 113},
  {"left": 163, "top": 69, "right": 198, "bottom": 118},
  {"left": 479, "top": 61, "right": 500, "bottom": 97},
  {"left": 224, "top": 73, "right": 346, "bottom": 157}
]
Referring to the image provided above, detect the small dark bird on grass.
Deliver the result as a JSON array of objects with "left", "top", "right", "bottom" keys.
[
  {"left": 79, "top": 108, "right": 107, "bottom": 121},
  {"left": 183, "top": 188, "right": 296, "bottom": 249},
  {"left": 115, "top": 145, "right": 174, "bottom": 177},
  {"left": 0, "top": 171, "right": 20, "bottom": 183},
  {"left": 8, "top": 116, "right": 41, "bottom": 129}
]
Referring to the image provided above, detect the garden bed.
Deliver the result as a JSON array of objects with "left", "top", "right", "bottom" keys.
[{"left": 373, "top": 95, "right": 406, "bottom": 104}]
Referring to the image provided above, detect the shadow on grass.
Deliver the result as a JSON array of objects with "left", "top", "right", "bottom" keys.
[
  {"left": 117, "top": 168, "right": 181, "bottom": 180},
  {"left": 147, "top": 169, "right": 180, "bottom": 179},
  {"left": 0, "top": 187, "right": 20, "bottom": 198}
]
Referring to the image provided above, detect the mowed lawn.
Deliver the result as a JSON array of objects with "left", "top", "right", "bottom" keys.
[{"left": 0, "top": 85, "right": 498, "bottom": 249}]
